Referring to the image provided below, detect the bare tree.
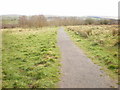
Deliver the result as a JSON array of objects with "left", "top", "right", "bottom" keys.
[
  {"left": 19, "top": 15, "right": 48, "bottom": 28},
  {"left": 19, "top": 16, "right": 28, "bottom": 27}
]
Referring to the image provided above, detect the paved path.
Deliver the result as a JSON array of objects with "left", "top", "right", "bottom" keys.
[{"left": 57, "top": 27, "right": 117, "bottom": 88}]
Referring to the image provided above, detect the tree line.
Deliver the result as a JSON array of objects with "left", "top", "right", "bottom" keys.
[{"left": 1, "top": 15, "right": 118, "bottom": 28}]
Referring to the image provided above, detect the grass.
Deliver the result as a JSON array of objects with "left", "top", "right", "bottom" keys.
[
  {"left": 65, "top": 25, "right": 118, "bottom": 80},
  {"left": 2, "top": 19, "right": 18, "bottom": 25},
  {"left": 2, "top": 16, "right": 19, "bottom": 25},
  {"left": 2, "top": 27, "right": 60, "bottom": 88}
]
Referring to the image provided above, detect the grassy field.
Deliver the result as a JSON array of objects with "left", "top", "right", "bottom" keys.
[
  {"left": 2, "top": 27, "right": 60, "bottom": 88},
  {"left": 65, "top": 25, "right": 118, "bottom": 80},
  {"left": 1, "top": 15, "right": 19, "bottom": 25}
]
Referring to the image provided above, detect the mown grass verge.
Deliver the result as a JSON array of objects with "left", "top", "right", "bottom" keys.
[
  {"left": 65, "top": 25, "right": 118, "bottom": 81},
  {"left": 2, "top": 27, "right": 60, "bottom": 88}
]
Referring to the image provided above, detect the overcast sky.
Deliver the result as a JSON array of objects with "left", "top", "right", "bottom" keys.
[{"left": 0, "top": 0, "right": 119, "bottom": 17}]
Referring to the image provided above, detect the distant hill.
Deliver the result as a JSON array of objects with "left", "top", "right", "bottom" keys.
[
  {"left": 86, "top": 16, "right": 118, "bottom": 20},
  {"left": 0, "top": 14, "right": 118, "bottom": 20},
  {"left": 1, "top": 14, "right": 20, "bottom": 25}
]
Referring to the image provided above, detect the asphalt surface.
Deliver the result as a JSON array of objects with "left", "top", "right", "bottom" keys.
[{"left": 57, "top": 27, "right": 118, "bottom": 88}]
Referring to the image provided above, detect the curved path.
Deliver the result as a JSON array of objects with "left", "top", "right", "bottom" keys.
[{"left": 57, "top": 27, "right": 118, "bottom": 88}]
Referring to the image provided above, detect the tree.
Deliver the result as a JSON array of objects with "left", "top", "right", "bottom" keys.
[
  {"left": 84, "top": 18, "right": 95, "bottom": 25},
  {"left": 19, "top": 16, "right": 28, "bottom": 27},
  {"left": 19, "top": 15, "right": 48, "bottom": 28}
]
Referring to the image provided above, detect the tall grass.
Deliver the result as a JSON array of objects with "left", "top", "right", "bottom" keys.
[{"left": 66, "top": 25, "right": 118, "bottom": 79}]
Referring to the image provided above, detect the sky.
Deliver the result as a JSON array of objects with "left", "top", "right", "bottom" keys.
[{"left": 0, "top": 0, "right": 119, "bottom": 17}]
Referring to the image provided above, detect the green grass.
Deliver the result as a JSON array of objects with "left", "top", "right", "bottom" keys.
[
  {"left": 2, "top": 27, "right": 60, "bottom": 88},
  {"left": 2, "top": 19, "right": 18, "bottom": 25},
  {"left": 65, "top": 25, "right": 118, "bottom": 80},
  {"left": 2, "top": 16, "right": 19, "bottom": 25}
]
